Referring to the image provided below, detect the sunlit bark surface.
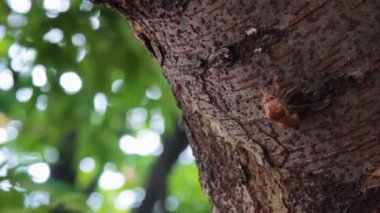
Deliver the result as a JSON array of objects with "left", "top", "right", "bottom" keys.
[{"left": 99, "top": 0, "right": 380, "bottom": 212}]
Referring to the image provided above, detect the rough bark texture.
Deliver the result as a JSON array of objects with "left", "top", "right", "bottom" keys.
[{"left": 97, "top": 0, "right": 380, "bottom": 212}]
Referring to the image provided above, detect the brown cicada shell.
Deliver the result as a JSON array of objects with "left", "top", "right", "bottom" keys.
[{"left": 261, "top": 84, "right": 300, "bottom": 128}]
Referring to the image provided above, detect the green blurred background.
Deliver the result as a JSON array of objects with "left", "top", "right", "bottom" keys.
[{"left": 0, "top": 0, "right": 210, "bottom": 212}]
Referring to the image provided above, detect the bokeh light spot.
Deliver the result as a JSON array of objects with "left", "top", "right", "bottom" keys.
[
  {"left": 0, "top": 69, "right": 14, "bottom": 91},
  {"left": 98, "top": 170, "right": 125, "bottom": 190},
  {"left": 71, "top": 33, "right": 86, "bottom": 46},
  {"left": 32, "top": 65, "right": 48, "bottom": 87},
  {"left": 166, "top": 196, "right": 179, "bottom": 212},
  {"left": 59, "top": 72, "right": 82, "bottom": 94},
  {"left": 119, "top": 130, "right": 162, "bottom": 156},
  {"left": 150, "top": 113, "right": 165, "bottom": 134},
  {"left": 16, "top": 87, "right": 33, "bottom": 102},
  {"left": 28, "top": 162, "right": 50, "bottom": 183},
  {"left": 44, "top": 147, "right": 59, "bottom": 163},
  {"left": 0, "top": 180, "right": 12, "bottom": 191},
  {"left": 93, "top": 93, "right": 108, "bottom": 115},
  {"left": 6, "top": 0, "right": 32, "bottom": 14},
  {"left": 43, "top": 28, "right": 63, "bottom": 44},
  {"left": 111, "top": 79, "right": 123, "bottom": 93},
  {"left": 126, "top": 108, "right": 147, "bottom": 129},
  {"left": 0, "top": 25, "right": 6, "bottom": 40},
  {"left": 86, "top": 192, "right": 103, "bottom": 211},
  {"left": 146, "top": 85, "right": 162, "bottom": 100},
  {"left": 24, "top": 191, "right": 50, "bottom": 208},
  {"left": 43, "top": 0, "right": 70, "bottom": 17},
  {"left": 178, "top": 146, "right": 195, "bottom": 165},
  {"left": 79, "top": 157, "right": 95, "bottom": 173},
  {"left": 0, "top": 128, "right": 8, "bottom": 144},
  {"left": 114, "top": 190, "right": 136, "bottom": 210},
  {"left": 7, "top": 13, "right": 28, "bottom": 28},
  {"left": 36, "top": 95, "right": 48, "bottom": 111}
]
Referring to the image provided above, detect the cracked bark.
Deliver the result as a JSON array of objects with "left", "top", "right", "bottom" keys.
[{"left": 95, "top": 1, "right": 380, "bottom": 212}]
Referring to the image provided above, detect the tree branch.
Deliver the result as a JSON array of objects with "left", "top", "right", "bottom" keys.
[{"left": 136, "top": 125, "right": 189, "bottom": 213}]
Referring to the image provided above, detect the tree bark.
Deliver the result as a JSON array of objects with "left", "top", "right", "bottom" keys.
[{"left": 95, "top": 0, "right": 380, "bottom": 212}]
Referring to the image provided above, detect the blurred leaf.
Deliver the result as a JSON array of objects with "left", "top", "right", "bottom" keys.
[{"left": 0, "top": 0, "right": 208, "bottom": 212}]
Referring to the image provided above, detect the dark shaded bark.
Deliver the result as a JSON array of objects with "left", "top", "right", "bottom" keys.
[
  {"left": 95, "top": 0, "right": 380, "bottom": 212},
  {"left": 136, "top": 125, "right": 188, "bottom": 213}
]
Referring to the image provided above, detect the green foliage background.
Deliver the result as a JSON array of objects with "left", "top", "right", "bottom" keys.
[{"left": 0, "top": 0, "right": 210, "bottom": 212}]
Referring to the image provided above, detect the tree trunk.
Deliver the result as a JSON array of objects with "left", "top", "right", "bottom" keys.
[{"left": 96, "top": 0, "right": 380, "bottom": 212}]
